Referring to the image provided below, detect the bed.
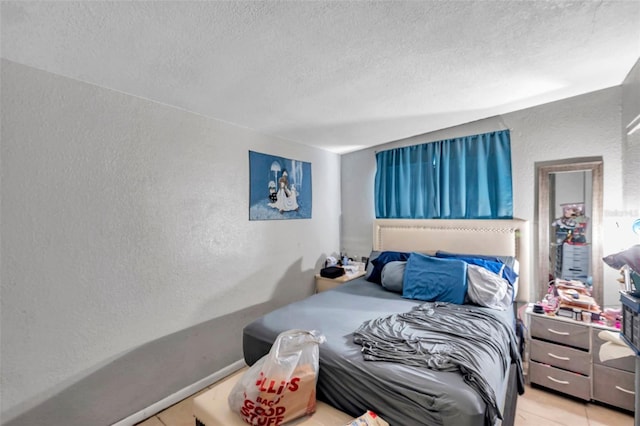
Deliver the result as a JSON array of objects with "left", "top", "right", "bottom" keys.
[{"left": 242, "top": 219, "right": 530, "bottom": 426}]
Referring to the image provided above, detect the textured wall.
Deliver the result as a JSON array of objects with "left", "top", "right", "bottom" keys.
[
  {"left": 622, "top": 58, "right": 640, "bottom": 211},
  {"left": 0, "top": 59, "right": 341, "bottom": 423},
  {"left": 341, "top": 87, "right": 625, "bottom": 305}
]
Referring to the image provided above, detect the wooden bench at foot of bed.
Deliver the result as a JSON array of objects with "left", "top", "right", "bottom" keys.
[{"left": 193, "top": 369, "right": 354, "bottom": 426}]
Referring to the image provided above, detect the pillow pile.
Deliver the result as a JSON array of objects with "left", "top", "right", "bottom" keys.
[{"left": 369, "top": 249, "right": 518, "bottom": 309}]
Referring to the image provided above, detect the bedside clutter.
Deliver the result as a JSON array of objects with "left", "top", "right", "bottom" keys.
[
  {"left": 320, "top": 266, "right": 345, "bottom": 279},
  {"left": 537, "top": 278, "right": 601, "bottom": 319},
  {"left": 315, "top": 270, "right": 365, "bottom": 293},
  {"left": 316, "top": 258, "right": 365, "bottom": 293},
  {"left": 526, "top": 305, "right": 635, "bottom": 412}
]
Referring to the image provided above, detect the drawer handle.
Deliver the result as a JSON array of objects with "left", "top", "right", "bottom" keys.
[
  {"left": 547, "top": 376, "right": 569, "bottom": 385},
  {"left": 547, "top": 328, "right": 570, "bottom": 336},
  {"left": 548, "top": 353, "right": 570, "bottom": 361},
  {"left": 615, "top": 385, "right": 635, "bottom": 395}
]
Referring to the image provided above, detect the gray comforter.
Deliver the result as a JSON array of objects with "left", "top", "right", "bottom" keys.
[
  {"left": 242, "top": 278, "right": 522, "bottom": 425},
  {"left": 353, "top": 302, "right": 524, "bottom": 425}
]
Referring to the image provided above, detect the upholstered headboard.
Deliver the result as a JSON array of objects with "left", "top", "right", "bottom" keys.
[{"left": 373, "top": 219, "right": 530, "bottom": 302}]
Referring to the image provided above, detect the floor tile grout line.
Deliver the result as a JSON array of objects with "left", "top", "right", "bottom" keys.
[
  {"left": 585, "top": 403, "right": 591, "bottom": 425},
  {"left": 581, "top": 405, "right": 589, "bottom": 426}
]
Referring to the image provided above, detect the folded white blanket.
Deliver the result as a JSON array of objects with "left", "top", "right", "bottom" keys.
[{"left": 598, "top": 330, "right": 634, "bottom": 362}]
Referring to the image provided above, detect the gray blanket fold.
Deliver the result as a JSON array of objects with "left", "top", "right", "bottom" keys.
[{"left": 353, "top": 302, "right": 524, "bottom": 426}]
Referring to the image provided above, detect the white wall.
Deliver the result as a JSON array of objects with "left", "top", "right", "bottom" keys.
[
  {"left": 0, "top": 59, "right": 341, "bottom": 423},
  {"left": 342, "top": 87, "right": 625, "bottom": 306},
  {"left": 622, "top": 59, "right": 640, "bottom": 211}
]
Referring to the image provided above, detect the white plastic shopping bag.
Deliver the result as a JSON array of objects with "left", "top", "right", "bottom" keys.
[{"left": 228, "top": 329, "right": 326, "bottom": 425}]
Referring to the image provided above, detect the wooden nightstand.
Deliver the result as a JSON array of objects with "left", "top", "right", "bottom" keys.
[{"left": 315, "top": 270, "right": 366, "bottom": 293}]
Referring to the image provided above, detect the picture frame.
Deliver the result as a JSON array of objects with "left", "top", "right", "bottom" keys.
[{"left": 249, "top": 151, "right": 312, "bottom": 220}]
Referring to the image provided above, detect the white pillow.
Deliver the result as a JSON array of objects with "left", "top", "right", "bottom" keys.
[
  {"left": 466, "top": 264, "right": 513, "bottom": 310},
  {"left": 510, "top": 258, "right": 520, "bottom": 300}
]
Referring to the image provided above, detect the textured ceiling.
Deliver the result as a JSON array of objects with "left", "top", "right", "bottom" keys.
[{"left": 2, "top": 1, "right": 639, "bottom": 153}]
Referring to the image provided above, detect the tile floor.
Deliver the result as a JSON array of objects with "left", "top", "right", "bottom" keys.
[{"left": 136, "top": 370, "right": 634, "bottom": 426}]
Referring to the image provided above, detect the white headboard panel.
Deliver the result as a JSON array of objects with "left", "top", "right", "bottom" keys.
[{"left": 373, "top": 219, "right": 530, "bottom": 302}]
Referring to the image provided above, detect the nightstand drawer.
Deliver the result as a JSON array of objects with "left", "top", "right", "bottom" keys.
[
  {"left": 591, "top": 328, "right": 635, "bottom": 372},
  {"left": 530, "top": 339, "right": 590, "bottom": 375},
  {"left": 530, "top": 315, "right": 589, "bottom": 350},
  {"left": 529, "top": 361, "right": 590, "bottom": 400},
  {"left": 592, "top": 364, "right": 635, "bottom": 411}
]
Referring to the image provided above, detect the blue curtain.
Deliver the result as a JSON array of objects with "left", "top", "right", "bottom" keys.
[{"left": 375, "top": 130, "right": 513, "bottom": 219}]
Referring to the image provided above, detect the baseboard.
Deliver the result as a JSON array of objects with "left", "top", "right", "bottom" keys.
[{"left": 111, "top": 359, "right": 246, "bottom": 426}]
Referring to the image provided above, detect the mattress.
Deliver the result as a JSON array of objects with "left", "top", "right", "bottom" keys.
[{"left": 242, "top": 278, "right": 519, "bottom": 426}]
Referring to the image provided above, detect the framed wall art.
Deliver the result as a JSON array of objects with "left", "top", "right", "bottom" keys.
[{"left": 249, "top": 151, "right": 312, "bottom": 220}]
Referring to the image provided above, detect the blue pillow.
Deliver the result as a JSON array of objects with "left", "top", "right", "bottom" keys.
[
  {"left": 367, "top": 251, "right": 410, "bottom": 284},
  {"left": 364, "top": 250, "right": 382, "bottom": 281},
  {"left": 402, "top": 253, "right": 468, "bottom": 304},
  {"left": 435, "top": 251, "right": 518, "bottom": 286}
]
